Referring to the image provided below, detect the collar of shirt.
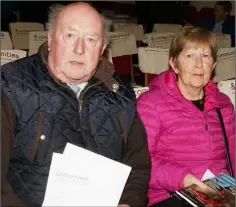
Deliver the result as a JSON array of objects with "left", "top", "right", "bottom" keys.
[{"left": 67, "top": 82, "right": 88, "bottom": 98}]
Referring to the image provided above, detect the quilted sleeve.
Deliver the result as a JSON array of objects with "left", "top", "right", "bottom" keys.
[
  {"left": 137, "top": 93, "right": 192, "bottom": 191},
  {"left": 1, "top": 90, "right": 26, "bottom": 206},
  {"left": 119, "top": 112, "right": 151, "bottom": 207},
  {"left": 222, "top": 104, "right": 235, "bottom": 175}
]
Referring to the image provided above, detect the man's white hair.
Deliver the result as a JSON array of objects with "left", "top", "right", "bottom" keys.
[{"left": 45, "top": 3, "right": 110, "bottom": 45}]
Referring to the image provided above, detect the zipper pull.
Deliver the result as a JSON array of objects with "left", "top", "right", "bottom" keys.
[{"left": 205, "top": 124, "right": 208, "bottom": 130}]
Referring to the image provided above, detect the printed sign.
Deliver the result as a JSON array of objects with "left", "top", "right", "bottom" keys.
[
  {"left": 217, "top": 79, "right": 235, "bottom": 108},
  {"left": 138, "top": 47, "right": 169, "bottom": 74},
  {"left": 142, "top": 32, "right": 159, "bottom": 44},
  {"left": 1, "top": 31, "right": 13, "bottom": 49},
  {"left": 133, "top": 87, "right": 149, "bottom": 98},
  {"left": 148, "top": 32, "right": 175, "bottom": 48},
  {"left": 108, "top": 32, "right": 137, "bottom": 57},
  {"left": 113, "top": 24, "right": 144, "bottom": 41},
  {"left": 1, "top": 50, "right": 27, "bottom": 66},
  {"left": 29, "top": 31, "right": 48, "bottom": 50},
  {"left": 152, "top": 24, "right": 182, "bottom": 33},
  {"left": 213, "top": 48, "right": 235, "bottom": 82},
  {"left": 215, "top": 33, "right": 231, "bottom": 48},
  {"left": 9, "top": 22, "right": 44, "bottom": 49}
]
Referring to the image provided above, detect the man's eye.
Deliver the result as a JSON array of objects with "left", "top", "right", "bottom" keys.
[
  {"left": 186, "top": 54, "right": 192, "bottom": 58},
  {"left": 66, "top": 33, "right": 74, "bottom": 38},
  {"left": 88, "top": 38, "right": 95, "bottom": 42}
]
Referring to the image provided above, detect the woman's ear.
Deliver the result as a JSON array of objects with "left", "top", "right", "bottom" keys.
[
  {"left": 169, "top": 57, "right": 179, "bottom": 74},
  {"left": 212, "top": 61, "right": 217, "bottom": 71}
]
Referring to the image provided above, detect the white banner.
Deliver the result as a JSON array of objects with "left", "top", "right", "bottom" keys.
[
  {"left": 217, "top": 79, "right": 235, "bottom": 108},
  {"left": 142, "top": 32, "right": 159, "bottom": 44},
  {"left": 138, "top": 47, "right": 169, "bottom": 74},
  {"left": 1, "top": 31, "right": 13, "bottom": 49},
  {"left": 1, "top": 50, "right": 27, "bottom": 66},
  {"left": 133, "top": 87, "right": 149, "bottom": 98},
  {"left": 9, "top": 22, "right": 44, "bottom": 49},
  {"left": 214, "top": 33, "right": 231, "bottom": 48},
  {"left": 113, "top": 24, "right": 144, "bottom": 41},
  {"left": 108, "top": 32, "right": 137, "bottom": 57},
  {"left": 213, "top": 48, "right": 235, "bottom": 82},
  {"left": 29, "top": 31, "right": 48, "bottom": 50},
  {"left": 152, "top": 24, "right": 182, "bottom": 33},
  {"left": 148, "top": 32, "right": 175, "bottom": 48}
]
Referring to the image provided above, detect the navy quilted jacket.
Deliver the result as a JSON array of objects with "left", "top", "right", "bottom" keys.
[{"left": 1, "top": 44, "right": 151, "bottom": 207}]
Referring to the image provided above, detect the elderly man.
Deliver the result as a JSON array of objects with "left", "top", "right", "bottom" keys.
[{"left": 1, "top": 2, "right": 151, "bottom": 207}]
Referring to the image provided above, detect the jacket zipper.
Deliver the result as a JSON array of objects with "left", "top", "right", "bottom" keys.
[{"left": 78, "top": 81, "right": 102, "bottom": 130}]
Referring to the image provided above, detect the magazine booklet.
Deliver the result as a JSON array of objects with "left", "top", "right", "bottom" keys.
[{"left": 176, "top": 173, "right": 235, "bottom": 207}]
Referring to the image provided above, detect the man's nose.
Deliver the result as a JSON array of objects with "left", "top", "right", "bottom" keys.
[{"left": 74, "top": 38, "right": 85, "bottom": 55}]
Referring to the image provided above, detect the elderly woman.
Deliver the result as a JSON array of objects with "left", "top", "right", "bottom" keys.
[{"left": 137, "top": 27, "right": 235, "bottom": 206}]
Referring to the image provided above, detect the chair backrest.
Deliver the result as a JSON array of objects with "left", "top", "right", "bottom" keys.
[
  {"left": 152, "top": 24, "right": 182, "bottom": 33},
  {"left": 113, "top": 23, "right": 144, "bottom": 41},
  {"left": 9, "top": 22, "right": 44, "bottom": 49},
  {"left": 213, "top": 47, "right": 235, "bottom": 82},
  {"left": 1, "top": 31, "right": 13, "bottom": 49},
  {"left": 217, "top": 79, "right": 235, "bottom": 108},
  {"left": 133, "top": 87, "right": 149, "bottom": 98},
  {"left": 214, "top": 33, "right": 232, "bottom": 48},
  {"left": 138, "top": 47, "right": 169, "bottom": 74},
  {"left": 28, "top": 31, "right": 48, "bottom": 55},
  {"left": 147, "top": 32, "right": 175, "bottom": 48},
  {"left": 1, "top": 49, "right": 27, "bottom": 66},
  {"left": 108, "top": 32, "right": 137, "bottom": 57}
]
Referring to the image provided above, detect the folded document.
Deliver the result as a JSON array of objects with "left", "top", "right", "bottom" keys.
[{"left": 42, "top": 143, "right": 131, "bottom": 206}]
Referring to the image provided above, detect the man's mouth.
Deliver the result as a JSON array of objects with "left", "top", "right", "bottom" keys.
[{"left": 70, "top": 61, "right": 84, "bottom": 67}]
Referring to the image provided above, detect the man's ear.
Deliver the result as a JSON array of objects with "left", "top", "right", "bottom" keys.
[
  {"left": 101, "top": 44, "right": 107, "bottom": 55},
  {"left": 169, "top": 57, "right": 179, "bottom": 74},
  {"left": 47, "top": 32, "right": 52, "bottom": 51}
]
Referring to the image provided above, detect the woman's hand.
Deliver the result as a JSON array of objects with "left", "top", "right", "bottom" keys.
[{"left": 183, "top": 174, "right": 208, "bottom": 189}]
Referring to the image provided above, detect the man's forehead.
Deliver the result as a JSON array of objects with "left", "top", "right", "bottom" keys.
[{"left": 56, "top": 12, "right": 103, "bottom": 34}]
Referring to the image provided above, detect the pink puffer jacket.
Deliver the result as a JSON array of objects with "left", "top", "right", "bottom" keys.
[{"left": 137, "top": 69, "right": 235, "bottom": 206}]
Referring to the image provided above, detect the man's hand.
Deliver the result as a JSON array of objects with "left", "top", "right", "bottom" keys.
[{"left": 118, "top": 205, "right": 130, "bottom": 207}]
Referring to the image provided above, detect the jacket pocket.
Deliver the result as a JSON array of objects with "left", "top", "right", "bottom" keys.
[
  {"left": 116, "top": 111, "right": 128, "bottom": 146},
  {"left": 30, "top": 112, "right": 44, "bottom": 162}
]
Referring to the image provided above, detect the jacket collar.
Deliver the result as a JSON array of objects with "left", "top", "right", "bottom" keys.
[{"left": 38, "top": 42, "right": 118, "bottom": 90}]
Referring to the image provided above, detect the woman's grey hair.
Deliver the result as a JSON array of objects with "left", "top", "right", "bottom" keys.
[{"left": 45, "top": 4, "right": 110, "bottom": 45}]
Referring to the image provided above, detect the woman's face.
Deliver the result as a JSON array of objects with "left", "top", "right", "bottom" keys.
[{"left": 169, "top": 45, "right": 216, "bottom": 90}]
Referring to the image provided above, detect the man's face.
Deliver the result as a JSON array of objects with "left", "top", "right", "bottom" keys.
[
  {"left": 47, "top": 5, "right": 106, "bottom": 84},
  {"left": 214, "top": 4, "right": 228, "bottom": 22}
]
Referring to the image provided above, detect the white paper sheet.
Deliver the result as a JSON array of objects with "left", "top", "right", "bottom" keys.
[
  {"left": 42, "top": 143, "right": 131, "bottom": 206},
  {"left": 201, "top": 169, "right": 215, "bottom": 181}
]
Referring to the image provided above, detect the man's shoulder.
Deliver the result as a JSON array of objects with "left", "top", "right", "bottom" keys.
[
  {"left": 111, "top": 74, "right": 136, "bottom": 102},
  {"left": 1, "top": 54, "right": 41, "bottom": 75}
]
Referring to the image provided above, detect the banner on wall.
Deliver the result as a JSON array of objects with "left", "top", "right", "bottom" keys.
[
  {"left": 138, "top": 47, "right": 169, "bottom": 74},
  {"left": 113, "top": 24, "right": 144, "bottom": 41},
  {"left": 108, "top": 32, "right": 137, "bottom": 57},
  {"left": 213, "top": 48, "right": 235, "bottom": 82},
  {"left": 148, "top": 32, "right": 175, "bottom": 48},
  {"left": 9, "top": 22, "right": 44, "bottom": 49},
  {"left": 1, "top": 50, "right": 27, "bottom": 66},
  {"left": 29, "top": 31, "right": 48, "bottom": 50},
  {"left": 152, "top": 24, "right": 182, "bottom": 33},
  {"left": 217, "top": 79, "right": 235, "bottom": 108},
  {"left": 1, "top": 31, "right": 13, "bottom": 49}
]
